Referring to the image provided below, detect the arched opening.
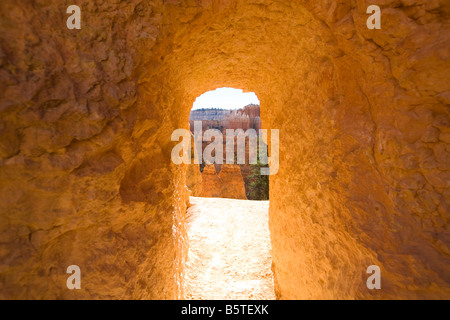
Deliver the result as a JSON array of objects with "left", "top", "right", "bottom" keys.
[{"left": 182, "top": 88, "right": 275, "bottom": 299}]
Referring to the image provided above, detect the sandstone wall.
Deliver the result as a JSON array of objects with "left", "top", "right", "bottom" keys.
[
  {"left": 200, "top": 164, "right": 247, "bottom": 200},
  {"left": 0, "top": 0, "right": 449, "bottom": 299},
  {"left": 0, "top": 0, "right": 187, "bottom": 299},
  {"left": 186, "top": 164, "right": 203, "bottom": 197},
  {"left": 200, "top": 165, "right": 222, "bottom": 199},
  {"left": 189, "top": 109, "right": 231, "bottom": 121}
]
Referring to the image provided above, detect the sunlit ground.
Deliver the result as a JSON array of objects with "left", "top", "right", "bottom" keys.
[{"left": 192, "top": 87, "right": 260, "bottom": 110}]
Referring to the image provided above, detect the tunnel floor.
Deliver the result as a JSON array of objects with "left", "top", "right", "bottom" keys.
[{"left": 182, "top": 197, "right": 275, "bottom": 300}]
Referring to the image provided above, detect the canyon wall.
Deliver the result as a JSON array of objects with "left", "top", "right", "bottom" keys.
[
  {"left": 0, "top": 0, "right": 449, "bottom": 299},
  {"left": 199, "top": 165, "right": 222, "bottom": 199},
  {"left": 188, "top": 106, "right": 264, "bottom": 197}
]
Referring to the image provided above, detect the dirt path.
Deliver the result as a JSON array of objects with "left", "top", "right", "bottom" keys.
[{"left": 183, "top": 197, "right": 275, "bottom": 300}]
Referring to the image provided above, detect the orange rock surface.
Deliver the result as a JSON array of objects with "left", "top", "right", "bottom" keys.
[
  {"left": 186, "top": 164, "right": 203, "bottom": 197},
  {"left": 200, "top": 164, "right": 247, "bottom": 200},
  {"left": 0, "top": 0, "right": 448, "bottom": 299}
]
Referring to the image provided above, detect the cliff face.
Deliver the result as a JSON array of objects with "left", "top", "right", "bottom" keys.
[
  {"left": 200, "top": 164, "right": 247, "bottom": 200},
  {"left": 0, "top": 0, "right": 449, "bottom": 299},
  {"left": 189, "top": 109, "right": 231, "bottom": 121},
  {"left": 0, "top": 0, "right": 186, "bottom": 299},
  {"left": 189, "top": 106, "right": 263, "bottom": 198},
  {"left": 186, "top": 164, "right": 203, "bottom": 197},
  {"left": 217, "top": 165, "right": 248, "bottom": 200}
]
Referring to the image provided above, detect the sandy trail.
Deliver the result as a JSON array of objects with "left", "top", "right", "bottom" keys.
[{"left": 183, "top": 197, "right": 276, "bottom": 300}]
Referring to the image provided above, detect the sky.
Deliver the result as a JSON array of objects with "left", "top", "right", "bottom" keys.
[{"left": 192, "top": 87, "right": 260, "bottom": 110}]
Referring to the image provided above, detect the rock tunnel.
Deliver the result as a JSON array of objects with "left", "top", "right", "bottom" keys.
[{"left": 0, "top": 0, "right": 449, "bottom": 299}]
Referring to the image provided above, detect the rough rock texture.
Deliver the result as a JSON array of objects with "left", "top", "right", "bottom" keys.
[
  {"left": 0, "top": 0, "right": 449, "bottom": 299},
  {"left": 193, "top": 132, "right": 261, "bottom": 197},
  {"left": 200, "top": 164, "right": 247, "bottom": 200},
  {"left": 217, "top": 164, "right": 248, "bottom": 200},
  {"left": 0, "top": 0, "right": 187, "bottom": 299},
  {"left": 183, "top": 197, "right": 274, "bottom": 300},
  {"left": 189, "top": 109, "right": 230, "bottom": 121}
]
